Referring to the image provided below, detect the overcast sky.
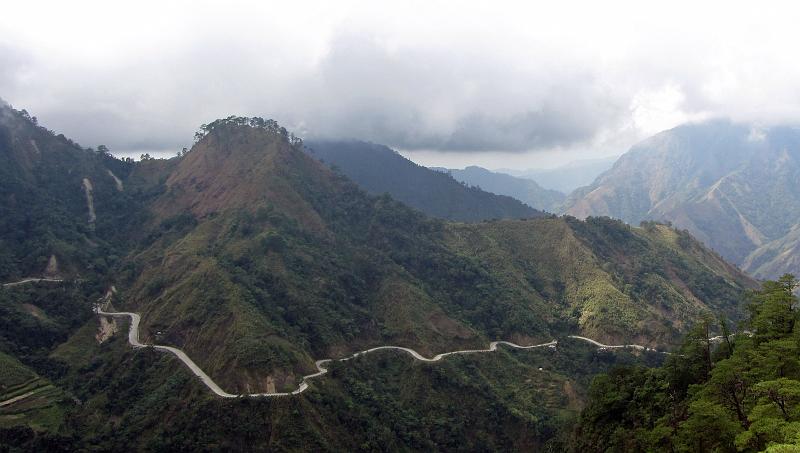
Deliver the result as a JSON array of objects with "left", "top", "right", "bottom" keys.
[{"left": 2, "top": 1, "right": 800, "bottom": 169}]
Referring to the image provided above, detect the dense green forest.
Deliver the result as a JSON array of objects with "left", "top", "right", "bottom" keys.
[
  {"left": 0, "top": 104, "right": 765, "bottom": 450},
  {"left": 0, "top": 104, "right": 149, "bottom": 281},
  {"left": 573, "top": 275, "right": 800, "bottom": 452}
]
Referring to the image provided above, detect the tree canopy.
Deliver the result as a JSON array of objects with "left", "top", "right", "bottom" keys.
[
  {"left": 194, "top": 115, "right": 303, "bottom": 149},
  {"left": 574, "top": 274, "right": 800, "bottom": 452}
]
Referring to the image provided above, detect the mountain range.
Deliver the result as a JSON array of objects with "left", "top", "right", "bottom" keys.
[
  {"left": 564, "top": 120, "right": 800, "bottom": 279},
  {"left": 305, "top": 140, "right": 545, "bottom": 221},
  {"left": 121, "top": 118, "right": 755, "bottom": 393},
  {"left": 0, "top": 103, "right": 758, "bottom": 449},
  {"left": 500, "top": 156, "right": 618, "bottom": 194},
  {"left": 432, "top": 166, "right": 566, "bottom": 212}
]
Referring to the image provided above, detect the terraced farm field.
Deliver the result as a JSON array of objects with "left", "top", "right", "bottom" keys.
[{"left": 0, "top": 352, "right": 64, "bottom": 430}]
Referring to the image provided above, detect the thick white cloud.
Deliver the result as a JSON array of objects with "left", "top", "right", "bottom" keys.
[{"left": 1, "top": 0, "right": 800, "bottom": 166}]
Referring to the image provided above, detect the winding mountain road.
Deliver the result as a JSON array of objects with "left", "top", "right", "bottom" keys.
[
  {"left": 4, "top": 278, "right": 692, "bottom": 399},
  {"left": 95, "top": 300, "right": 560, "bottom": 398},
  {"left": 96, "top": 296, "right": 673, "bottom": 398}
]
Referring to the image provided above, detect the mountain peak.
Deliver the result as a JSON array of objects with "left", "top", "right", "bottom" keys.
[
  {"left": 193, "top": 115, "right": 304, "bottom": 149},
  {"left": 154, "top": 118, "right": 333, "bottom": 231}
]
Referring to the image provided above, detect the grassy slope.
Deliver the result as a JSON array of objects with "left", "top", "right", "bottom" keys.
[
  {"left": 0, "top": 287, "right": 74, "bottom": 435},
  {"left": 0, "top": 377, "right": 65, "bottom": 432},
  {"left": 0, "top": 280, "right": 103, "bottom": 434},
  {"left": 447, "top": 218, "right": 755, "bottom": 348},
  {"left": 0, "top": 104, "right": 144, "bottom": 282}
]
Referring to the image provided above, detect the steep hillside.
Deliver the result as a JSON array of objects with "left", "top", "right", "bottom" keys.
[
  {"left": 305, "top": 140, "right": 544, "bottom": 221},
  {"left": 564, "top": 120, "right": 800, "bottom": 278},
  {"left": 7, "top": 325, "right": 664, "bottom": 451},
  {"left": 0, "top": 280, "right": 101, "bottom": 435},
  {"left": 0, "top": 101, "right": 144, "bottom": 281},
  {"left": 121, "top": 121, "right": 557, "bottom": 394},
  {"left": 572, "top": 276, "right": 800, "bottom": 452},
  {"left": 0, "top": 350, "right": 64, "bottom": 432},
  {"left": 742, "top": 224, "right": 800, "bottom": 278},
  {"left": 446, "top": 217, "right": 754, "bottom": 347},
  {"left": 435, "top": 166, "right": 565, "bottom": 212},
  {"left": 113, "top": 119, "right": 755, "bottom": 395}
]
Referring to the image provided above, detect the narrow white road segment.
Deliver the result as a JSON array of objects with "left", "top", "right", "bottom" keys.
[
  {"left": 96, "top": 296, "right": 676, "bottom": 398},
  {"left": 567, "top": 335, "right": 672, "bottom": 354}
]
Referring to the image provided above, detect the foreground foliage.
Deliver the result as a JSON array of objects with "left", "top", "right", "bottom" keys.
[{"left": 574, "top": 275, "right": 800, "bottom": 452}]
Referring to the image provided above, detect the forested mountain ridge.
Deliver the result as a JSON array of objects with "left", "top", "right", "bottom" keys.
[
  {"left": 434, "top": 165, "right": 566, "bottom": 212},
  {"left": 305, "top": 140, "right": 545, "bottom": 221},
  {"left": 564, "top": 120, "right": 800, "bottom": 280},
  {"left": 0, "top": 101, "right": 153, "bottom": 434},
  {"left": 447, "top": 217, "right": 755, "bottom": 347},
  {"left": 110, "top": 119, "right": 756, "bottom": 395},
  {"left": 121, "top": 121, "right": 558, "bottom": 393},
  {"left": 0, "top": 106, "right": 759, "bottom": 449},
  {"left": 0, "top": 101, "right": 147, "bottom": 281}
]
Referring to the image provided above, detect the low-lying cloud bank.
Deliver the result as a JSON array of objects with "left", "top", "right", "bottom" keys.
[{"left": 2, "top": 1, "right": 800, "bottom": 165}]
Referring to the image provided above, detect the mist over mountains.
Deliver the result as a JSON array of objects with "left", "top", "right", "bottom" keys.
[
  {"left": 431, "top": 166, "right": 566, "bottom": 213},
  {"left": 384, "top": 117, "right": 800, "bottom": 283},
  {"left": 305, "top": 140, "right": 546, "bottom": 221},
  {"left": 499, "top": 156, "right": 618, "bottom": 194},
  {"left": 564, "top": 120, "right": 800, "bottom": 279}
]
